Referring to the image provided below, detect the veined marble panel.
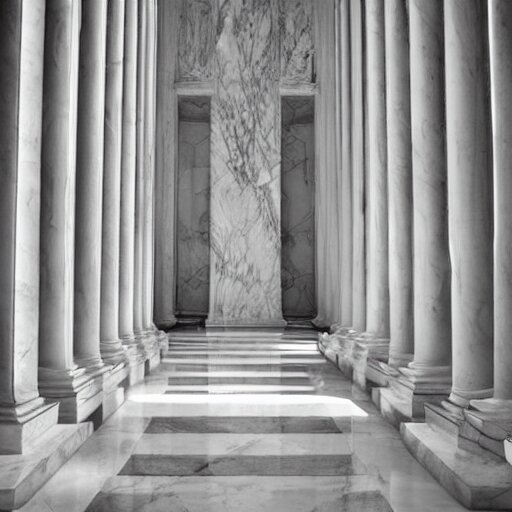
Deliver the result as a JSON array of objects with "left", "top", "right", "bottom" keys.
[
  {"left": 279, "top": 0, "right": 314, "bottom": 84},
  {"left": 209, "top": 0, "right": 283, "bottom": 326},
  {"left": 176, "top": 0, "right": 215, "bottom": 81},
  {"left": 281, "top": 97, "right": 316, "bottom": 318},
  {"left": 176, "top": 113, "right": 210, "bottom": 315}
]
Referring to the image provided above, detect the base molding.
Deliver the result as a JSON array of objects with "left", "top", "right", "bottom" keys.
[
  {"left": 0, "top": 422, "right": 92, "bottom": 510},
  {"left": 402, "top": 422, "right": 512, "bottom": 510}
]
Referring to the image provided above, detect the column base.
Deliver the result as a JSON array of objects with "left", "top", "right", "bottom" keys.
[
  {"left": 135, "top": 329, "right": 161, "bottom": 372},
  {"left": 0, "top": 399, "right": 59, "bottom": 455},
  {"left": 39, "top": 366, "right": 105, "bottom": 423},
  {"left": 459, "top": 399, "right": 512, "bottom": 460},
  {"left": 318, "top": 328, "right": 359, "bottom": 379},
  {"left": 155, "top": 315, "right": 177, "bottom": 331},
  {"left": 351, "top": 332, "right": 389, "bottom": 391},
  {"left": 100, "top": 362, "right": 129, "bottom": 423},
  {"left": 401, "top": 421, "right": 512, "bottom": 509},
  {"left": 0, "top": 421, "right": 92, "bottom": 510},
  {"left": 378, "top": 365, "right": 452, "bottom": 428},
  {"left": 100, "top": 338, "right": 129, "bottom": 366},
  {"left": 121, "top": 333, "right": 146, "bottom": 385}
]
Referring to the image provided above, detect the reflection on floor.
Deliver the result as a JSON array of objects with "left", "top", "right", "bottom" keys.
[{"left": 19, "top": 327, "right": 473, "bottom": 511}]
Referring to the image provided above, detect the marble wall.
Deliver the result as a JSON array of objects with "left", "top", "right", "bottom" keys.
[
  {"left": 281, "top": 97, "right": 316, "bottom": 319},
  {"left": 176, "top": 98, "right": 211, "bottom": 316},
  {"left": 208, "top": 0, "right": 284, "bottom": 326}
]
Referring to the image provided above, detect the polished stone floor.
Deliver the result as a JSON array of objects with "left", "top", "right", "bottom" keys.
[{"left": 19, "top": 327, "right": 475, "bottom": 511}]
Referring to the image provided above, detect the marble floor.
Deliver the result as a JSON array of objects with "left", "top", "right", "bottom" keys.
[{"left": 17, "top": 327, "right": 477, "bottom": 511}]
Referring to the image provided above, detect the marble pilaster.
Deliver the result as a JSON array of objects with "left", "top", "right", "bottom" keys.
[
  {"left": 39, "top": 0, "right": 95, "bottom": 423},
  {"left": 74, "top": 0, "right": 108, "bottom": 379},
  {"left": 352, "top": 0, "right": 389, "bottom": 389},
  {"left": 444, "top": 0, "right": 493, "bottom": 409},
  {"left": 154, "top": 0, "right": 178, "bottom": 330},
  {"left": 100, "top": 0, "right": 128, "bottom": 366},
  {"left": 0, "top": 0, "right": 58, "bottom": 454},
  {"left": 384, "top": 0, "right": 413, "bottom": 368},
  {"left": 314, "top": 0, "right": 339, "bottom": 329},
  {"left": 380, "top": 0, "right": 452, "bottom": 425},
  {"left": 207, "top": 0, "right": 285, "bottom": 329},
  {"left": 119, "top": 0, "right": 146, "bottom": 382}
]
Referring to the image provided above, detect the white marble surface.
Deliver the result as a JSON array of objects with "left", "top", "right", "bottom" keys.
[
  {"left": 20, "top": 329, "right": 474, "bottom": 511},
  {"left": 445, "top": 0, "right": 493, "bottom": 406},
  {"left": 208, "top": 0, "right": 283, "bottom": 326}
]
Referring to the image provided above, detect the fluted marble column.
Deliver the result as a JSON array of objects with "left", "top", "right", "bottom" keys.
[
  {"left": 444, "top": 0, "right": 493, "bottom": 408},
  {"left": 471, "top": 0, "right": 512, "bottom": 410},
  {"left": 133, "top": 0, "right": 146, "bottom": 338},
  {"left": 362, "top": 0, "right": 389, "bottom": 339},
  {"left": 39, "top": 0, "right": 91, "bottom": 420},
  {"left": 119, "top": 0, "right": 145, "bottom": 377},
  {"left": 350, "top": 0, "right": 366, "bottom": 335},
  {"left": 74, "top": 0, "right": 108, "bottom": 372},
  {"left": 100, "top": 0, "right": 127, "bottom": 365},
  {"left": 399, "top": 0, "right": 451, "bottom": 392},
  {"left": 339, "top": 0, "right": 353, "bottom": 329},
  {"left": 0, "top": 0, "right": 59, "bottom": 454},
  {"left": 384, "top": 0, "right": 413, "bottom": 367}
]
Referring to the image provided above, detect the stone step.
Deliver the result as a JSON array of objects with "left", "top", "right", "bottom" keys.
[
  {"left": 87, "top": 475, "right": 392, "bottom": 512},
  {"left": 164, "top": 383, "right": 317, "bottom": 394},
  {"left": 145, "top": 416, "right": 349, "bottom": 434},
  {"left": 167, "top": 376, "right": 312, "bottom": 386}
]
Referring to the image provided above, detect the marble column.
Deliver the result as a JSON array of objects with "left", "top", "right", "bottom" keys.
[
  {"left": 0, "top": 0, "right": 59, "bottom": 454},
  {"left": 350, "top": 0, "right": 366, "bottom": 335},
  {"left": 399, "top": 0, "right": 451, "bottom": 391},
  {"left": 74, "top": 0, "right": 108, "bottom": 373},
  {"left": 100, "top": 0, "right": 128, "bottom": 366},
  {"left": 141, "top": 0, "right": 165, "bottom": 362},
  {"left": 119, "top": 0, "right": 145, "bottom": 379},
  {"left": 207, "top": 0, "right": 285, "bottom": 329},
  {"left": 444, "top": 0, "right": 493, "bottom": 408},
  {"left": 471, "top": 0, "right": 512, "bottom": 410},
  {"left": 154, "top": 0, "right": 178, "bottom": 330},
  {"left": 39, "top": 0, "right": 92, "bottom": 422},
  {"left": 133, "top": 0, "right": 146, "bottom": 338},
  {"left": 339, "top": 0, "right": 353, "bottom": 329},
  {"left": 362, "top": 0, "right": 388, "bottom": 339},
  {"left": 384, "top": 0, "right": 413, "bottom": 368}
]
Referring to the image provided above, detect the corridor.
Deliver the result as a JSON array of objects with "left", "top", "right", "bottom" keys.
[{"left": 20, "top": 328, "right": 470, "bottom": 512}]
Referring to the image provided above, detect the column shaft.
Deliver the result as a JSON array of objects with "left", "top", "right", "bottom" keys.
[
  {"left": 488, "top": 0, "right": 512, "bottom": 400},
  {"left": 350, "top": 0, "right": 366, "bottom": 333},
  {"left": 74, "top": 0, "right": 108, "bottom": 369},
  {"left": 364, "top": 0, "right": 388, "bottom": 337},
  {"left": 408, "top": 0, "right": 451, "bottom": 371},
  {"left": 100, "top": 0, "right": 127, "bottom": 364},
  {"left": 384, "top": 0, "right": 413, "bottom": 366},
  {"left": 133, "top": 0, "right": 147, "bottom": 335},
  {"left": 39, "top": 0, "right": 84, "bottom": 386},
  {"left": 339, "top": 0, "right": 353, "bottom": 328},
  {"left": 154, "top": 0, "right": 178, "bottom": 330},
  {"left": 444, "top": 0, "right": 493, "bottom": 406},
  {"left": 119, "top": 0, "right": 138, "bottom": 340},
  {"left": 0, "top": 0, "right": 58, "bottom": 454}
]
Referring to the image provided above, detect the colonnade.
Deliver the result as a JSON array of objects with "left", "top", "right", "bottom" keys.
[
  {"left": 0, "top": 0, "right": 166, "bottom": 464},
  {"left": 320, "top": 0, "right": 512, "bottom": 507}
]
